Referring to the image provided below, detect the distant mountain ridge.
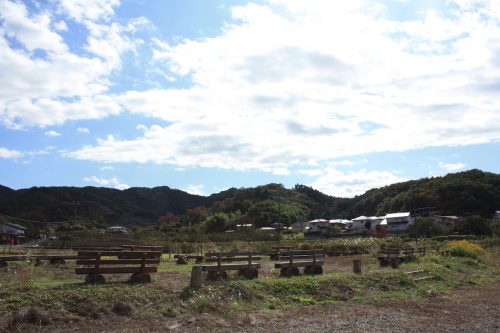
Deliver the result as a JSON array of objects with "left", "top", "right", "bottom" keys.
[{"left": 0, "top": 169, "right": 498, "bottom": 227}]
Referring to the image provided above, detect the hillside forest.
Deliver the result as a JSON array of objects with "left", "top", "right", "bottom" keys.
[{"left": 0, "top": 169, "right": 499, "bottom": 239}]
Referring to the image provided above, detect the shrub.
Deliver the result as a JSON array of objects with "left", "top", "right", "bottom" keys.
[{"left": 444, "top": 240, "right": 483, "bottom": 258}]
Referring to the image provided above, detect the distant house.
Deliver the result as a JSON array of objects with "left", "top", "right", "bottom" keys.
[
  {"left": 306, "top": 219, "right": 330, "bottom": 235},
  {"left": 0, "top": 221, "right": 27, "bottom": 244},
  {"left": 236, "top": 224, "right": 253, "bottom": 232},
  {"left": 328, "top": 219, "right": 352, "bottom": 232},
  {"left": 383, "top": 212, "right": 414, "bottom": 233},
  {"left": 432, "top": 215, "right": 459, "bottom": 226},
  {"left": 106, "top": 226, "right": 128, "bottom": 234},
  {"left": 351, "top": 216, "right": 383, "bottom": 234}
]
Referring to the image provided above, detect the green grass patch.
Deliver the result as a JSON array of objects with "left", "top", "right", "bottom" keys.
[{"left": 0, "top": 245, "right": 498, "bottom": 327}]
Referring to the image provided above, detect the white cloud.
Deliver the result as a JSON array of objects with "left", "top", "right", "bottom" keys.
[
  {"left": 2, "top": 1, "right": 500, "bottom": 179},
  {"left": 68, "top": 1, "right": 500, "bottom": 174},
  {"left": 0, "top": 147, "right": 22, "bottom": 159},
  {"left": 57, "top": 0, "right": 120, "bottom": 23},
  {"left": 183, "top": 184, "right": 205, "bottom": 196},
  {"left": 0, "top": 1, "right": 68, "bottom": 54},
  {"left": 99, "top": 166, "right": 114, "bottom": 171},
  {"left": 439, "top": 162, "right": 466, "bottom": 172},
  {"left": 0, "top": 0, "right": 139, "bottom": 129},
  {"left": 77, "top": 127, "right": 90, "bottom": 133},
  {"left": 311, "top": 166, "right": 407, "bottom": 197},
  {"left": 83, "top": 175, "right": 129, "bottom": 190},
  {"left": 45, "top": 130, "right": 61, "bottom": 137}
]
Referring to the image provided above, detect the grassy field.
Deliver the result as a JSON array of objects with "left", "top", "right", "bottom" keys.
[{"left": 0, "top": 239, "right": 498, "bottom": 331}]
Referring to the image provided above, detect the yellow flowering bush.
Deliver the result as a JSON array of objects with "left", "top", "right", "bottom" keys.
[{"left": 444, "top": 240, "right": 483, "bottom": 258}]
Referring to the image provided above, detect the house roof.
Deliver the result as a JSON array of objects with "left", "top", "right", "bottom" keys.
[
  {"left": 352, "top": 216, "right": 368, "bottom": 221},
  {"left": 1, "top": 222, "right": 27, "bottom": 230},
  {"left": 329, "top": 219, "right": 351, "bottom": 224},
  {"left": 384, "top": 212, "right": 410, "bottom": 218},
  {"left": 308, "top": 219, "right": 328, "bottom": 223}
]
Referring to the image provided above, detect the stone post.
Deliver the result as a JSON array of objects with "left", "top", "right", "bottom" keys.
[
  {"left": 190, "top": 265, "right": 203, "bottom": 288},
  {"left": 353, "top": 259, "right": 362, "bottom": 274}
]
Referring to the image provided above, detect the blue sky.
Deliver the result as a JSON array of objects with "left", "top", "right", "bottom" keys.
[{"left": 0, "top": 0, "right": 499, "bottom": 197}]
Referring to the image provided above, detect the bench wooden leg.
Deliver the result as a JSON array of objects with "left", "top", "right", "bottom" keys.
[
  {"left": 391, "top": 258, "right": 400, "bottom": 269},
  {"left": 129, "top": 273, "right": 152, "bottom": 284},
  {"left": 49, "top": 258, "right": 66, "bottom": 265},
  {"left": 206, "top": 270, "right": 228, "bottom": 280},
  {"left": 304, "top": 265, "right": 323, "bottom": 275},
  {"left": 379, "top": 258, "right": 388, "bottom": 267},
  {"left": 85, "top": 274, "right": 106, "bottom": 284},
  {"left": 176, "top": 256, "right": 188, "bottom": 264},
  {"left": 280, "top": 267, "right": 299, "bottom": 277},
  {"left": 238, "top": 268, "right": 258, "bottom": 279}
]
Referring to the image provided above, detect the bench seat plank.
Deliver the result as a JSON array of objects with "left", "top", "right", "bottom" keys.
[
  {"left": 0, "top": 255, "right": 28, "bottom": 261},
  {"left": 204, "top": 256, "right": 262, "bottom": 263},
  {"left": 201, "top": 263, "right": 261, "bottom": 272},
  {"left": 75, "top": 266, "right": 157, "bottom": 274},
  {"left": 76, "top": 259, "right": 161, "bottom": 265},
  {"left": 77, "top": 251, "right": 162, "bottom": 258},
  {"left": 275, "top": 255, "right": 324, "bottom": 260},
  {"left": 275, "top": 260, "right": 324, "bottom": 269}
]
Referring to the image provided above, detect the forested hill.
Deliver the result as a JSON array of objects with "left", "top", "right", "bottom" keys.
[{"left": 0, "top": 169, "right": 498, "bottom": 228}]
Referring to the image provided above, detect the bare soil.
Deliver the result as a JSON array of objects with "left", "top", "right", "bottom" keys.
[{"left": 6, "top": 282, "right": 498, "bottom": 333}]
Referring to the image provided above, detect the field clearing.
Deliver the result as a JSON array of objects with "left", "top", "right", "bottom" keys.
[{"left": 0, "top": 242, "right": 498, "bottom": 332}]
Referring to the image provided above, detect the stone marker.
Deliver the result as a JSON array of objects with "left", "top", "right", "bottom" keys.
[
  {"left": 191, "top": 265, "right": 203, "bottom": 288},
  {"left": 353, "top": 259, "right": 362, "bottom": 274}
]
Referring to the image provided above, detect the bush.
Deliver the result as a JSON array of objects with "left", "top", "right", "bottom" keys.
[{"left": 444, "top": 240, "right": 483, "bottom": 258}]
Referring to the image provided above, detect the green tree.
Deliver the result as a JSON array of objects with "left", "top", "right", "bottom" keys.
[{"left": 455, "top": 216, "right": 493, "bottom": 236}]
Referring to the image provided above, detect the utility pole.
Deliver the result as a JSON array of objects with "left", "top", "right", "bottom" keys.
[
  {"left": 411, "top": 185, "right": 418, "bottom": 246},
  {"left": 276, "top": 190, "right": 282, "bottom": 246}
]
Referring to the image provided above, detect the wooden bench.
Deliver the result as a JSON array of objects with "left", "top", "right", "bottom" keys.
[
  {"left": 269, "top": 246, "right": 294, "bottom": 260},
  {"left": 174, "top": 254, "right": 204, "bottom": 264},
  {"left": 202, "top": 252, "right": 261, "bottom": 280},
  {"left": 274, "top": 249, "right": 324, "bottom": 276},
  {"left": 122, "top": 245, "right": 164, "bottom": 252},
  {"left": 0, "top": 255, "right": 27, "bottom": 268},
  {"left": 378, "top": 247, "right": 421, "bottom": 268},
  {"left": 0, "top": 254, "right": 81, "bottom": 267},
  {"left": 75, "top": 251, "right": 162, "bottom": 284}
]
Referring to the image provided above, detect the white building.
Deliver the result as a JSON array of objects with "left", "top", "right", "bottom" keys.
[
  {"left": 382, "top": 212, "right": 414, "bottom": 233},
  {"left": 432, "top": 215, "right": 459, "bottom": 226},
  {"left": 106, "top": 226, "right": 128, "bottom": 234},
  {"left": 351, "top": 216, "right": 383, "bottom": 234},
  {"left": 306, "top": 219, "right": 329, "bottom": 234},
  {"left": 328, "top": 219, "right": 352, "bottom": 231}
]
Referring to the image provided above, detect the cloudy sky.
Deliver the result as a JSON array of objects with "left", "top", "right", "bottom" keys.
[{"left": 0, "top": 0, "right": 499, "bottom": 197}]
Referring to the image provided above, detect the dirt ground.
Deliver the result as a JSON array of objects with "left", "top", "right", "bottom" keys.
[{"left": 7, "top": 281, "right": 498, "bottom": 333}]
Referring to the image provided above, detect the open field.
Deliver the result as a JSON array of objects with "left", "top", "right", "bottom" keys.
[{"left": 0, "top": 241, "right": 498, "bottom": 332}]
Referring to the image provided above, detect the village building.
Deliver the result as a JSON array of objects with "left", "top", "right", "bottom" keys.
[
  {"left": 382, "top": 212, "right": 414, "bottom": 233},
  {"left": 0, "top": 221, "right": 27, "bottom": 244},
  {"left": 305, "top": 219, "right": 329, "bottom": 235},
  {"left": 351, "top": 216, "right": 384, "bottom": 234},
  {"left": 328, "top": 219, "right": 352, "bottom": 232},
  {"left": 432, "top": 215, "right": 459, "bottom": 226},
  {"left": 106, "top": 226, "right": 128, "bottom": 234}
]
